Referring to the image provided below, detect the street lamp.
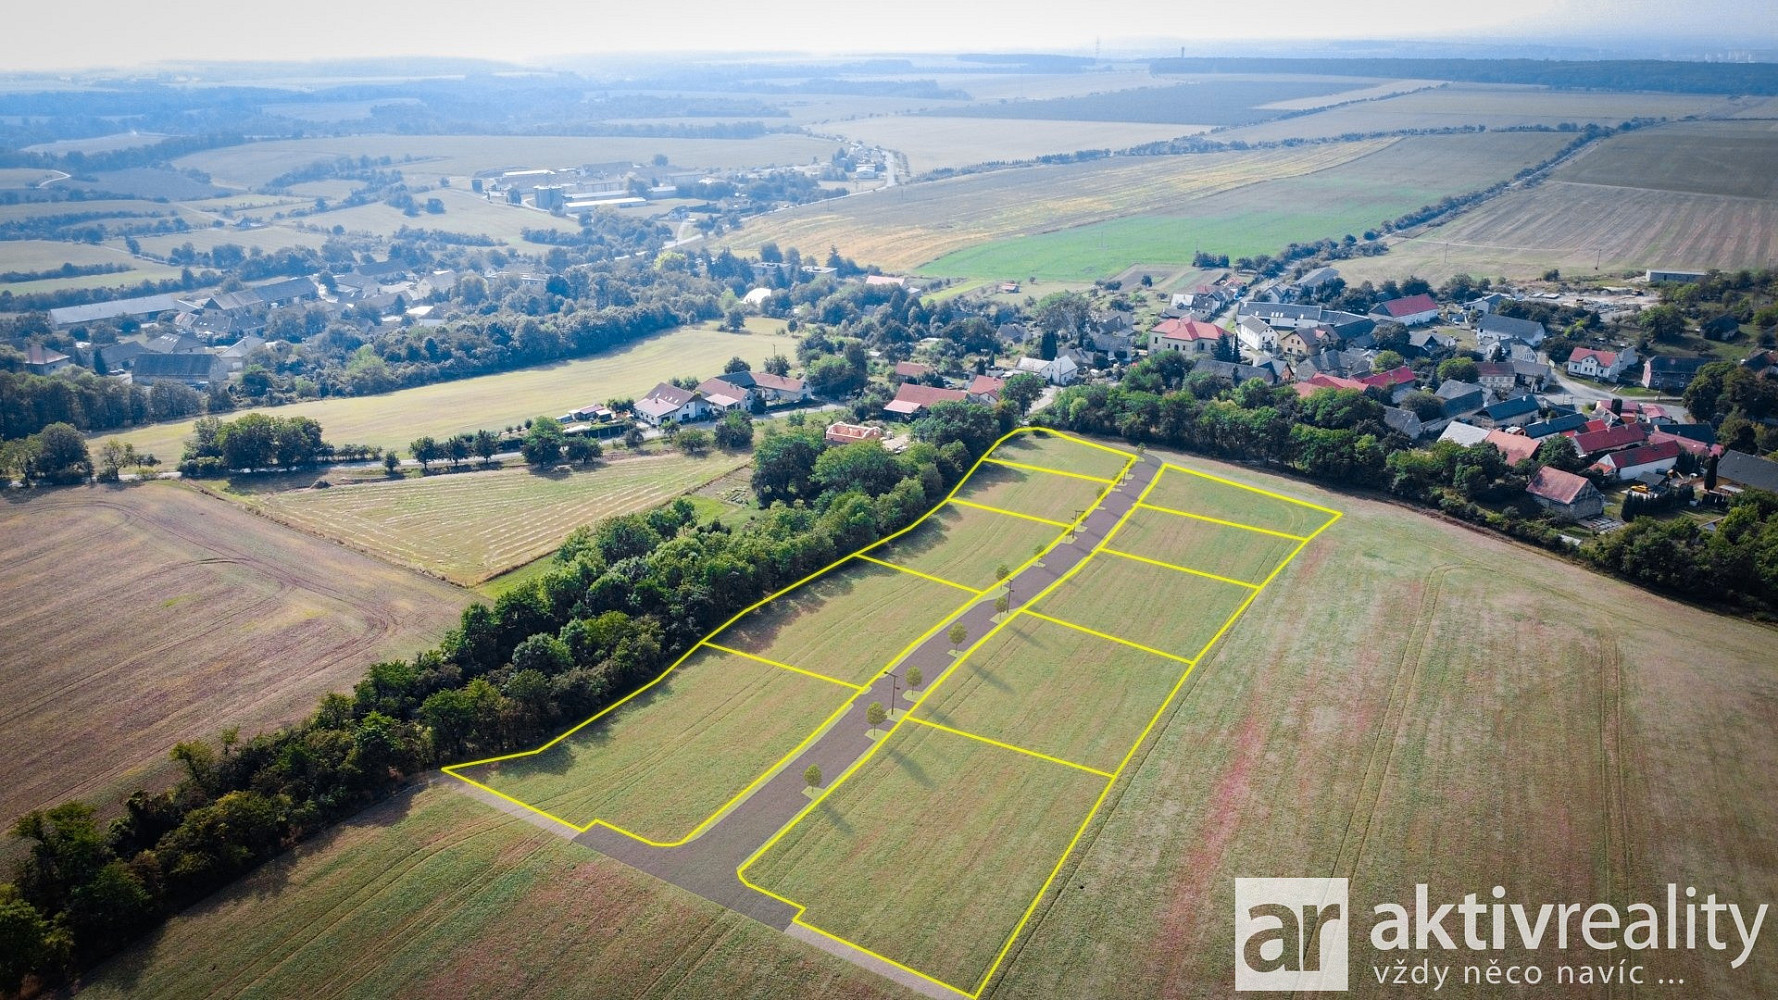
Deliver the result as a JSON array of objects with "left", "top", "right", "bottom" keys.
[{"left": 885, "top": 668, "right": 901, "bottom": 719}]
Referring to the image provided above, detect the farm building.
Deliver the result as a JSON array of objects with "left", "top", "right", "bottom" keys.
[
  {"left": 1238, "top": 302, "right": 1325, "bottom": 330},
  {"left": 1194, "top": 359, "right": 1278, "bottom": 386},
  {"left": 24, "top": 344, "right": 71, "bottom": 375},
  {"left": 1646, "top": 269, "right": 1707, "bottom": 284},
  {"left": 48, "top": 292, "right": 184, "bottom": 327},
  {"left": 1369, "top": 293, "right": 1439, "bottom": 326},
  {"left": 742, "top": 288, "right": 774, "bottom": 308},
  {"left": 1594, "top": 440, "right": 1682, "bottom": 481},
  {"left": 1356, "top": 365, "right": 1417, "bottom": 392},
  {"left": 635, "top": 383, "right": 713, "bottom": 426},
  {"left": 1572, "top": 423, "right": 1650, "bottom": 458},
  {"left": 1435, "top": 380, "right": 1487, "bottom": 420},
  {"left": 1641, "top": 356, "right": 1711, "bottom": 391},
  {"left": 1716, "top": 451, "right": 1778, "bottom": 492},
  {"left": 131, "top": 352, "right": 222, "bottom": 387},
  {"left": 884, "top": 382, "right": 967, "bottom": 418},
  {"left": 1566, "top": 347, "right": 1637, "bottom": 381},
  {"left": 1383, "top": 406, "right": 1426, "bottom": 440},
  {"left": 1477, "top": 314, "right": 1547, "bottom": 349},
  {"left": 1438, "top": 422, "right": 1490, "bottom": 448},
  {"left": 1524, "top": 412, "right": 1589, "bottom": 439},
  {"left": 1525, "top": 467, "right": 1605, "bottom": 521}
]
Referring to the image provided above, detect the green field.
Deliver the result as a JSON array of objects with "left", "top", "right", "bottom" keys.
[
  {"left": 1105, "top": 506, "right": 1304, "bottom": 585},
  {"left": 1142, "top": 465, "right": 1337, "bottom": 538},
  {"left": 743, "top": 722, "right": 1108, "bottom": 992},
  {"left": 953, "top": 464, "right": 1110, "bottom": 525},
  {"left": 989, "top": 430, "right": 1133, "bottom": 480},
  {"left": 869, "top": 504, "right": 1061, "bottom": 590},
  {"left": 912, "top": 615, "right": 1184, "bottom": 773},
  {"left": 74, "top": 787, "right": 910, "bottom": 1000},
  {"left": 1031, "top": 555, "right": 1252, "bottom": 663},
  {"left": 921, "top": 131, "right": 1573, "bottom": 280},
  {"left": 712, "top": 558, "right": 972, "bottom": 687},
  {"left": 85, "top": 324, "right": 788, "bottom": 462},
  {"left": 456, "top": 648, "right": 851, "bottom": 840},
  {"left": 247, "top": 451, "right": 751, "bottom": 585}
]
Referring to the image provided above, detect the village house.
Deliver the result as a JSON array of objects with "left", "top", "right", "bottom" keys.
[
  {"left": 24, "top": 343, "right": 72, "bottom": 375},
  {"left": 1236, "top": 316, "right": 1279, "bottom": 355},
  {"left": 1484, "top": 428, "right": 1540, "bottom": 465},
  {"left": 1476, "top": 314, "right": 1547, "bottom": 356},
  {"left": 1525, "top": 466, "right": 1606, "bottom": 521},
  {"left": 1717, "top": 450, "right": 1778, "bottom": 493},
  {"left": 892, "top": 360, "right": 933, "bottom": 381},
  {"left": 884, "top": 382, "right": 967, "bottom": 418},
  {"left": 1594, "top": 440, "right": 1682, "bottom": 481},
  {"left": 1477, "top": 395, "right": 1540, "bottom": 430},
  {"left": 635, "top": 383, "right": 712, "bottom": 426},
  {"left": 1277, "top": 326, "right": 1341, "bottom": 359},
  {"left": 710, "top": 370, "right": 810, "bottom": 406},
  {"left": 1383, "top": 406, "right": 1426, "bottom": 440},
  {"left": 1406, "top": 328, "right": 1459, "bottom": 359},
  {"left": 693, "top": 378, "right": 752, "bottom": 413},
  {"left": 1438, "top": 422, "right": 1491, "bottom": 448},
  {"left": 1149, "top": 318, "right": 1227, "bottom": 356},
  {"left": 1435, "top": 379, "right": 1488, "bottom": 420},
  {"left": 1015, "top": 354, "right": 1079, "bottom": 385},
  {"left": 1369, "top": 293, "right": 1440, "bottom": 326},
  {"left": 967, "top": 374, "right": 1005, "bottom": 404},
  {"left": 1195, "top": 359, "right": 1278, "bottom": 386},
  {"left": 1523, "top": 412, "right": 1589, "bottom": 439},
  {"left": 1641, "top": 356, "right": 1711, "bottom": 392},
  {"left": 1566, "top": 347, "right": 1638, "bottom": 382}
]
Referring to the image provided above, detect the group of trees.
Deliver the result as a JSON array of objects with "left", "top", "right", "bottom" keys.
[
  {"left": 1683, "top": 361, "right": 1778, "bottom": 457},
  {"left": 0, "top": 400, "right": 1006, "bottom": 992},
  {"left": 179, "top": 413, "right": 326, "bottom": 475},
  {"left": 0, "top": 368, "right": 203, "bottom": 441},
  {"left": 0, "top": 422, "right": 92, "bottom": 484}
]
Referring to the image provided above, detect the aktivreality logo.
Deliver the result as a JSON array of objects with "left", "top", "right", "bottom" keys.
[{"left": 1234, "top": 878, "right": 1768, "bottom": 992}]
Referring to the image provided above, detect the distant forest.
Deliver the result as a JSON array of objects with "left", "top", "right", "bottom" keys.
[{"left": 1151, "top": 57, "right": 1778, "bottom": 95}]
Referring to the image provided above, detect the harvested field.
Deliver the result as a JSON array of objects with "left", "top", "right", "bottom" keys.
[
  {"left": 456, "top": 648, "right": 851, "bottom": 840},
  {"left": 247, "top": 451, "right": 750, "bottom": 585},
  {"left": 1142, "top": 465, "right": 1337, "bottom": 538},
  {"left": 827, "top": 116, "right": 1207, "bottom": 174},
  {"left": 1105, "top": 506, "right": 1304, "bottom": 585},
  {"left": 869, "top": 503, "right": 1062, "bottom": 591},
  {"left": 988, "top": 430, "right": 1132, "bottom": 480},
  {"left": 85, "top": 325, "right": 787, "bottom": 463},
  {"left": 743, "top": 722, "right": 1108, "bottom": 993},
  {"left": 1030, "top": 555, "right": 1252, "bottom": 663},
  {"left": 921, "top": 131, "right": 1573, "bottom": 280},
  {"left": 1553, "top": 120, "right": 1778, "bottom": 200},
  {"left": 989, "top": 445, "right": 1778, "bottom": 999},
  {"left": 74, "top": 787, "right": 914, "bottom": 1000},
  {"left": 712, "top": 558, "right": 972, "bottom": 687},
  {"left": 0, "top": 483, "right": 468, "bottom": 827},
  {"left": 930, "top": 78, "right": 1365, "bottom": 126},
  {"left": 723, "top": 142, "right": 1389, "bottom": 271},
  {"left": 913, "top": 614, "right": 1183, "bottom": 773},
  {"left": 952, "top": 464, "right": 1109, "bottom": 525}
]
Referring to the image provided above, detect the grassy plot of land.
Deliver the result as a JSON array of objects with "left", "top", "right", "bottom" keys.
[
  {"left": 247, "top": 452, "right": 749, "bottom": 585},
  {"left": 921, "top": 131, "right": 1574, "bottom": 280},
  {"left": 913, "top": 615, "right": 1184, "bottom": 773},
  {"left": 744, "top": 723, "right": 1107, "bottom": 992},
  {"left": 0, "top": 483, "right": 468, "bottom": 828},
  {"left": 1105, "top": 506, "right": 1303, "bottom": 586},
  {"left": 1031, "top": 556, "right": 1252, "bottom": 664},
  {"left": 990, "top": 445, "right": 1778, "bottom": 999},
  {"left": 869, "top": 503, "right": 1062, "bottom": 591},
  {"left": 75, "top": 787, "right": 914, "bottom": 1000},
  {"left": 989, "top": 431, "right": 1132, "bottom": 481},
  {"left": 723, "top": 142, "right": 1386, "bottom": 271},
  {"left": 85, "top": 325, "right": 786, "bottom": 462},
  {"left": 712, "top": 558, "right": 972, "bottom": 686},
  {"left": 456, "top": 649, "right": 850, "bottom": 840},
  {"left": 1143, "top": 465, "right": 1335, "bottom": 538},
  {"left": 953, "top": 464, "right": 1108, "bottom": 526}
]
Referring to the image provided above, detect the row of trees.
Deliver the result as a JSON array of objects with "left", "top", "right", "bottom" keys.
[
  {"left": 180, "top": 413, "right": 326, "bottom": 475},
  {"left": 0, "top": 403, "right": 1010, "bottom": 992},
  {"left": 0, "top": 369, "right": 204, "bottom": 441}
]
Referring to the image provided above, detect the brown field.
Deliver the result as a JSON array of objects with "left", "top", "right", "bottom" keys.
[
  {"left": 720, "top": 141, "right": 1390, "bottom": 270},
  {"left": 824, "top": 116, "right": 1209, "bottom": 174},
  {"left": 1555, "top": 120, "right": 1778, "bottom": 200},
  {"left": 1218, "top": 84, "right": 1734, "bottom": 143},
  {"left": 0, "top": 483, "right": 468, "bottom": 828},
  {"left": 246, "top": 451, "right": 752, "bottom": 585},
  {"left": 75, "top": 786, "right": 916, "bottom": 1000}
]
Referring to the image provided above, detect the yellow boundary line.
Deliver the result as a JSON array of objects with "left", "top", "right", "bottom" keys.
[
  {"left": 702, "top": 643, "right": 868, "bottom": 692},
  {"left": 1019, "top": 610, "right": 1197, "bottom": 667},
  {"left": 1097, "top": 547, "right": 1261, "bottom": 590},
  {"left": 981, "top": 456, "right": 1115, "bottom": 484},
  {"left": 738, "top": 456, "right": 1338, "bottom": 998},
  {"left": 1160, "top": 462, "right": 1344, "bottom": 516},
  {"left": 442, "top": 427, "right": 1136, "bottom": 851},
  {"left": 854, "top": 554, "right": 982, "bottom": 594},
  {"left": 903, "top": 715, "right": 1115, "bottom": 779},
  {"left": 948, "top": 498, "right": 1074, "bottom": 529},
  {"left": 1133, "top": 501, "right": 1311, "bottom": 541}
]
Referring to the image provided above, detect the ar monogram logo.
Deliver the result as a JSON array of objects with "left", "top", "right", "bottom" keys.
[{"left": 1234, "top": 878, "right": 1349, "bottom": 992}]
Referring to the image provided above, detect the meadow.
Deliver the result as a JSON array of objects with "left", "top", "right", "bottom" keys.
[
  {"left": 868, "top": 503, "right": 1061, "bottom": 590},
  {"left": 712, "top": 558, "right": 973, "bottom": 687},
  {"left": 952, "top": 464, "right": 1111, "bottom": 525},
  {"left": 84, "top": 324, "right": 787, "bottom": 462},
  {"left": 0, "top": 482, "right": 468, "bottom": 828},
  {"left": 921, "top": 131, "right": 1573, "bottom": 280},
  {"left": 1104, "top": 506, "right": 1302, "bottom": 585},
  {"left": 456, "top": 648, "right": 851, "bottom": 840},
  {"left": 742, "top": 722, "right": 1110, "bottom": 993},
  {"left": 74, "top": 786, "right": 914, "bottom": 1000},
  {"left": 1337, "top": 120, "right": 1778, "bottom": 282},
  {"left": 246, "top": 450, "right": 752, "bottom": 585},
  {"left": 1030, "top": 554, "right": 1253, "bottom": 663},
  {"left": 989, "top": 430, "right": 1133, "bottom": 480}
]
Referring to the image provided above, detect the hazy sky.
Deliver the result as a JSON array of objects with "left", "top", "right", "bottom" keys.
[{"left": 7, "top": 0, "right": 1771, "bottom": 72}]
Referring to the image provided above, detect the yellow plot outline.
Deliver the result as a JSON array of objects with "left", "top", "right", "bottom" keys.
[
  {"left": 442, "top": 428, "right": 1134, "bottom": 845},
  {"left": 736, "top": 457, "right": 1340, "bottom": 998}
]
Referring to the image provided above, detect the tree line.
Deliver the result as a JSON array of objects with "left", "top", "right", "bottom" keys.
[{"left": 0, "top": 401, "right": 1009, "bottom": 993}]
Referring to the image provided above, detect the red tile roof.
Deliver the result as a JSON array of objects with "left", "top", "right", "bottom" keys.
[
  {"left": 1377, "top": 293, "right": 1437, "bottom": 318},
  {"left": 967, "top": 374, "right": 1005, "bottom": 397},
  {"left": 885, "top": 382, "right": 966, "bottom": 414},
  {"left": 749, "top": 371, "right": 805, "bottom": 392},
  {"left": 1598, "top": 440, "right": 1682, "bottom": 471},
  {"left": 1648, "top": 429, "right": 1712, "bottom": 457},
  {"left": 1526, "top": 466, "right": 1594, "bottom": 505},
  {"left": 1573, "top": 423, "right": 1649, "bottom": 455},
  {"left": 1153, "top": 318, "right": 1225, "bottom": 341},
  {"left": 1304, "top": 373, "right": 1368, "bottom": 391},
  {"left": 1569, "top": 347, "right": 1618, "bottom": 367},
  {"left": 1357, "top": 365, "right": 1416, "bottom": 388},
  {"left": 1484, "top": 429, "right": 1540, "bottom": 464},
  {"left": 894, "top": 361, "right": 932, "bottom": 378}
]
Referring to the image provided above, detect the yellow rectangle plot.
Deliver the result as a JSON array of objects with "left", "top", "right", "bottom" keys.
[
  {"left": 952, "top": 463, "right": 1110, "bottom": 526},
  {"left": 1105, "top": 506, "right": 1304, "bottom": 586},
  {"left": 450, "top": 647, "right": 852, "bottom": 841},
  {"left": 1030, "top": 555, "right": 1254, "bottom": 665},
  {"left": 869, "top": 503, "right": 1065, "bottom": 591},
  {"left": 987, "top": 430, "right": 1134, "bottom": 481},
  {"left": 1142, "top": 464, "right": 1336, "bottom": 539}
]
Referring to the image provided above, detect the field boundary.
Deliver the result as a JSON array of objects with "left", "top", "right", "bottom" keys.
[
  {"left": 441, "top": 428, "right": 1135, "bottom": 846},
  {"left": 735, "top": 455, "right": 1340, "bottom": 997}
]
